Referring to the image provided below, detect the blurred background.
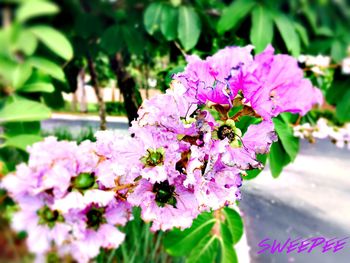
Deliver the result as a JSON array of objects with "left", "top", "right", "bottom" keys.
[{"left": 0, "top": 0, "right": 350, "bottom": 262}]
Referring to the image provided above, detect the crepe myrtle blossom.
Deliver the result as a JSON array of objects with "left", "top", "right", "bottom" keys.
[
  {"left": 10, "top": 195, "right": 70, "bottom": 256},
  {"left": 294, "top": 118, "right": 350, "bottom": 149},
  {"left": 298, "top": 54, "right": 331, "bottom": 75},
  {"left": 127, "top": 178, "right": 199, "bottom": 231},
  {"left": 175, "top": 45, "right": 323, "bottom": 120},
  {"left": 60, "top": 201, "right": 131, "bottom": 263},
  {"left": 1, "top": 44, "right": 325, "bottom": 261}
]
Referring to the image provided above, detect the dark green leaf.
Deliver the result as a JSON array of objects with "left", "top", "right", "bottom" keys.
[
  {"left": 273, "top": 117, "right": 299, "bottom": 161},
  {"left": 100, "top": 26, "right": 123, "bottom": 55},
  {"left": 121, "top": 27, "right": 144, "bottom": 56},
  {"left": 294, "top": 22, "right": 309, "bottom": 47},
  {"left": 269, "top": 140, "right": 291, "bottom": 178},
  {"left": 244, "top": 154, "right": 267, "bottom": 180},
  {"left": 222, "top": 207, "right": 243, "bottom": 244},
  {"left": 217, "top": 0, "right": 255, "bottom": 34},
  {"left": 331, "top": 40, "right": 346, "bottom": 63},
  {"left": 178, "top": 6, "right": 201, "bottom": 51},
  {"left": 273, "top": 13, "right": 300, "bottom": 56},
  {"left": 336, "top": 89, "right": 350, "bottom": 122},
  {"left": 160, "top": 4, "right": 178, "bottom": 41},
  {"left": 144, "top": 2, "right": 164, "bottom": 35},
  {"left": 4, "top": 122, "right": 41, "bottom": 136},
  {"left": 250, "top": 5, "right": 273, "bottom": 53}
]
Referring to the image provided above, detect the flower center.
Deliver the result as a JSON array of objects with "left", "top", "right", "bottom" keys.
[
  {"left": 86, "top": 207, "right": 106, "bottom": 230},
  {"left": 37, "top": 206, "right": 63, "bottom": 228},
  {"left": 141, "top": 148, "right": 165, "bottom": 167},
  {"left": 72, "top": 173, "right": 96, "bottom": 191},
  {"left": 152, "top": 180, "right": 177, "bottom": 208},
  {"left": 217, "top": 125, "right": 236, "bottom": 142}
]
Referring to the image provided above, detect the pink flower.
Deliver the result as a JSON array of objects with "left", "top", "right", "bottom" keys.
[
  {"left": 243, "top": 45, "right": 323, "bottom": 119},
  {"left": 127, "top": 179, "right": 199, "bottom": 231}
]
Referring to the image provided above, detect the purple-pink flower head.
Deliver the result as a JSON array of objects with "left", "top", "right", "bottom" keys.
[{"left": 242, "top": 45, "right": 323, "bottom": 119}]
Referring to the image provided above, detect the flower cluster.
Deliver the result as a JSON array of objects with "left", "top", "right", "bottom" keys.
[
  {"left": 2, "top": 45, "right": 323, "bottom": 261},
  {"left": 294, "top": 118, "right": 350, "bottom": 149},
  {"left": 1, "top": 137, "right": 131, "bottom": 263}
]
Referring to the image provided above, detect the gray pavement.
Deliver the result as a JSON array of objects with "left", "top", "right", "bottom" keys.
[{"left": 240, "top": 140, "right": 350, "bottom": 263}]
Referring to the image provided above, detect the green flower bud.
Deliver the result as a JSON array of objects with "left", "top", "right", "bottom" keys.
[{"left": 73, "top": 173, "right": 95, "bottom": 190}]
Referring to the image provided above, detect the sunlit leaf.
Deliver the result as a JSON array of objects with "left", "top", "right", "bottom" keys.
[
  {"left": 28, "top": 57, "right": 65, "bottom": 81},
  {"left": 0, "top": 96, "right": 51, "bottom": 123},
  {"left": 2, "top": 134, "right": 42, "bottom": 151},
  {"left": 16, "top": 1, "right": 59, "bottom": 22},
  {"left": 19, "top": 83, "right": 54, "bottom": 93},
  {"left": 12, "top": 62, "right": 32, "bottom": 89},
  {"left": 30, "top": 25, "right": 73, "bottom": 60},
  {"left": 187, "top": 235, "right": 219, "bottom": 263}
]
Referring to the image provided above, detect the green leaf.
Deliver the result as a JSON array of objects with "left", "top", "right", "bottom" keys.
[
  {"left": 222, "top": 207, "right": 243, "bottom": 244},
  {"left": 336, "top": 89, "right": 350, "bottom": 122},
  {"left": 3, "top": 122, "right": 41, "bottom": 136},
  {"left": 2, "top": 134, "right": 42, "bottom": 151},
  {"left": 16, "top": 1, "right": 59, "bottom": 22},
  {"left": 144, "top": 2, "right": 164, "bottom": 35},
  {"left": 326, "top": 78, "right": 350, "bottom": 105},
  {"left": 28, "top": 57, "right": 65, "bottom": 81},
  {"left": 177, "top": 6, "right": 201, "bottom": 51},
  {"left": 244, "top": 154, "right": 267, "bottom": 180},
  {"left": 217, "top": 0, "right": 255, "bottom": 34},
  {"left": 331, "top": 40, "right": 346, "bottom": 63},
  {"left": 164, "top": 212, "right": 215, "bottom": 256},
  {"left": 294, "top": 22, "right": 309, "bottom": 47},
  {"left": 269, "top": 140, "right": 291, "bottom": 178},
  {"left": 122, "top": 27, "right": 144, "bottom": 56},
  {"left": 273, "top": 13, "right": 300, "bottom": 56},
  {"left": 187, "top": 235, "right": 219, "bottom": 263},
  {"left": 100, "top": 26, "right": 123, "bottom": 55},
  {"left": 316, "top": 26, "right": 333, "bottom": 37},
  {"left": 0, "top": 96, "right": 51, "bottom": 123},
  {"left": 30, "top": 26, "right": 73, "bottom": 60},
  {"left": 250, "top": 5, "right": 273, "bottom": 53},
  {"left": 13, "top": 29, "right": 38, "bottom": 56},
  {"left": 0, "top": 57, "right": 16, "bottom": 84},
  {"left": 12, "top": 63, "right": 32, "bottom": 89},
  {"left": 19, "top": 83, "right": 55, "bottom": 93},
  {"left": 273, "top": 117, "right": 299, "bottom": 161},
  {"left": 160, "top": 4, "right": 178, "bottom": 41},
  {"left": 220, "top": 223, "right": 238, "bottom": 263}
]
